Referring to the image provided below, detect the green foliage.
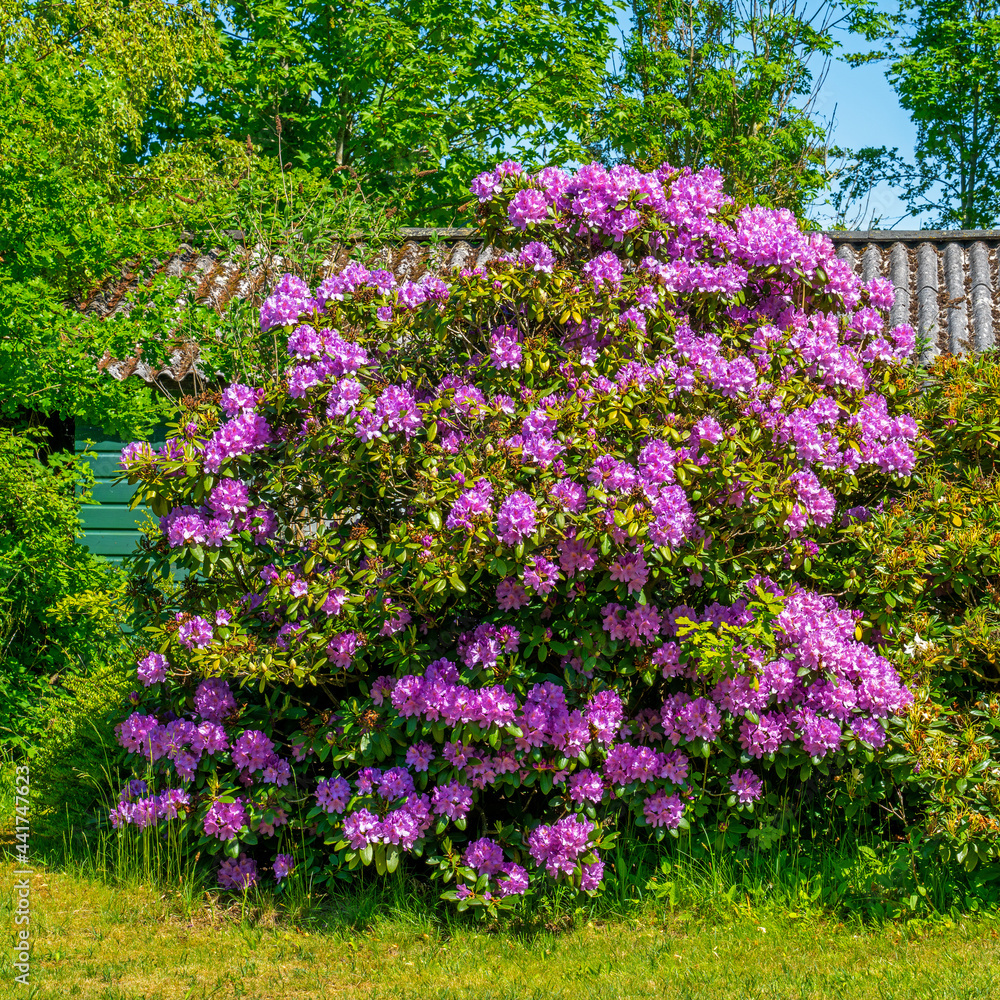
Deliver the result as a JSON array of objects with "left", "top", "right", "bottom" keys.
[
  {"left": 0, "top": 1, "right": 404, "bottom": 437},
  {"left": 0, "top": 0, "right": 229, "bottom": 295},
  {"left": 0, "top": 427, "right": 126, "bottom": 737},
  {"left": 645, "top": 835, "right": 1000, "bottom": 921},
  {"left": 796, "top": 351, "right": 1000, "bottom": 874},
  {"left": 886, "top": 0, "right": 1000, "bottom": 229},
  {"left": 28, "top": 658, "right": 135, "bottom": 835},
  {"left": 173, "top": 0, "right": 621, "bottom": 224},
  {"left": 0, "top": 1, "right": 222, "bottom": 433},
  {"left": 587, "top": 0, "right": 893, "bottom": 216},
  {"left": 92, "top": 159, "right": 406, "bottom": 400}
]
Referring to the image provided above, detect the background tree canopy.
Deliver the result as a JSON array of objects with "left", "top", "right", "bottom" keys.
[
  {"left": 586, "top": 0, "right": 893, "bottom": 217},
  {"left": 4, "top": 0, "right": 999, "bottom": 440},
  {"left": 0, "top": 0, "right": 620, "bottom": 436},
  {"left": 887, "top": 0, "right": 1000, "bottom": 229},
  {"left": 831, "top": 0, "right": 1000, "bottom": 229},
  {"left": 173, "top": 0, "right": 621, "bottom": 224}
]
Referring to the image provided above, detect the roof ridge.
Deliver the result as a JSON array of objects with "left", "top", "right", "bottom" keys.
[
  {"left": 824, "top": 229, "right": 1000, "bottom": 242},
  {"left": 176, "top": 226, "right": 482, "bottom": 246}
]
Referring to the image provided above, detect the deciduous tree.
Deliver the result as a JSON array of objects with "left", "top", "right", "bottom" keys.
[
  {"left": 886, "top": 0, "right": 1000, "bottom": 228},
  {"left": 588, "top": 0, "right": 891, "bottom": 217},
  {"left": 167, "top": 0, "right": 620, "bottom": 224}
]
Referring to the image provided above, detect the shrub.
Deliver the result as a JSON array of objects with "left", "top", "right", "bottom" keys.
[
  {"left": 114, "top": 161, "right": 918, "bottom": 911},
  {"left": 29, "top": 656, "right": 134, "bottom": 835},
  {"left": 0, "top": 427, "right": 126, "bottom": 743},
  {"left": 809, "top": 351, "right": 1000, "bottom": 872}
]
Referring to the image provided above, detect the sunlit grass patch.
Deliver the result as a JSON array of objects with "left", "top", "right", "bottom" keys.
[{"left": 2, "top": 858, "right": 999, "bottom": 1000}]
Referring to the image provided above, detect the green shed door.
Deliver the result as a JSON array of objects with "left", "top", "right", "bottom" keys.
[{"left": 75, "top": 422, "right": 167, "bottom": 564}]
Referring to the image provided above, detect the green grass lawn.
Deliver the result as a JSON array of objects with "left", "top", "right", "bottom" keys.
[
  {"left": 4, "top": 749, "right": 999, "bottom": 999},
  {"left": 2, "top": 858, "right": 999, "bottom": 1000}
]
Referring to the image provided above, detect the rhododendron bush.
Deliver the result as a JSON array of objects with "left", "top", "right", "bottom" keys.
[{"left": 116, "top": 160, "right": 918, "bottom": 910}]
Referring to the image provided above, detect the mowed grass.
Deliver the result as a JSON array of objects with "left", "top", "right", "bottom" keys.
[{"left": 2, "top": 859, "right": 999, "bottom": 1000}]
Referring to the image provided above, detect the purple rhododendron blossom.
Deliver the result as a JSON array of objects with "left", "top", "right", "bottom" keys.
[
  {"left": 111, "top": 158, "right": 923, "bottom": 912},
  {"left": 496, "top": 491, "right": 537, "bottom": 544},
  {"left": 730, "top": 769, "right": 763, "bottom": 804},
  {"left": 430, "top": 782, "right": 473, "bottom": 821},
  {"left": 137, "top": 652, "right": 168, "bottom": 686},
  {"left": 204, "top": 798, "right": 248, "bottom": 841},
  {"left": 508, "top": 188, "right": 550, "bottom": 229},
  {"left": 490, "top": 327, "right": 523, "bottom": 370},
  {"left": 177, "top": 614, "right": 213, "bottom": 649},
  {"left": 643, "top": 791, "right": 684, "bottom": 829},
  {"left": 218, "top": 853, "right": 258, "bottom": 889},
  {"left": 194, "top": 679, "right": 236, "bottom": 722},
  {"left": 464, "top": 837, "right": 505, "bottom": 876},
  {"left": 528, "top": 816, "right": 593, "bottom": 876},
  {"left": 519, "top": 241, "right": 556, "bottom": 272}
]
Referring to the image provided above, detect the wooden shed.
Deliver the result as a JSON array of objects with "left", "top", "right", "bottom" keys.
[{"left": 73, "top": 423, "right": 164, "bottom": 564}]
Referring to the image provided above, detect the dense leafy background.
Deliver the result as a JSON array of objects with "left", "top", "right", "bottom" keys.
[{"left": 5, "top": 0, "right": 1000, "bottom": 920}]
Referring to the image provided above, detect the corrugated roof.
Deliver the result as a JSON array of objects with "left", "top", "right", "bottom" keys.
[
  {"left": 827, "top": 231, "right": 1000, "bottom": 364},
  {"left": 84, "top": 228, "right": 1000, "bottom": 385},
  {"left": 83, "top": 232, "right": 495, "bottom": 386}
]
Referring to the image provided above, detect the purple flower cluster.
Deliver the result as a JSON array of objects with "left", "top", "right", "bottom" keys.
[
  {"left": 259, "top": 274, "right": 317, "bottom": 331},
  {"left": 456, "top": 624, "right": 520, "bottom": 670},
  {"left": 430, "top": 781, "right": 473, "bottom": 822},
  {"left": 390, "top": 659, "right": 518, "bottom": 729},
  {"left": 518, "top": 242, "right": 556, "bottom": 273},
  {"left": 490, "top": 326, "right": 523, "bottom": 370},
  {"left": 352, "top": 384, "right": 424, "bottom": 442},
  {"left": 177, "top": 614, "right": 213, "bottom": 649},
  {"left": 342, "top": 794, "right": 435, "bottom": 851},
  {"left": 115, "top": 711, "right": 229, "bottom": 779},
  {"left": 528, "top": 816, "right": 594, "bottom": 876},
  {"left": 496, "top": 491, "right": 537, "bottom": 545},
  {"left": 220, "top": 384, "right": 264, "bottom": 417},
  {"left": 665, "top": 584, "right": 911, "bottom": 760},
  {"left": 315, "top": 776, "right": 351, "bottom": 813},
  {"left": 231, "top": 730, "right": 291, "bottom": 786},
  {"left": 110, "top": 785, "right": 191, "bottom": 829},
  {"left": 120, "top": 440, "right": 156, "bottom": 469},
  {"left": 610, "top": 739, "right": 690, "bottom": 780},
  {"left": 210, "top": 479, "right": 251, "bottom": 518},
  {"left": 218, "top": 853, "right": 258, "bottom": 890},
  {"left": 730, "top": 769, "right": 764, "bottom": 805},
  {"left": 204, "top": 798, "right": 248, "bottom": 841},
  {"left": 461, "top": 837, "right": 529, "bottom": 897},
  {"left": 200, "top": 412, "right": 274, "bottom": 475},
  {"left": 643, "top": 791, "right": 684, "bottom": 829},
  {"left": 601, "top": 602, "right": 663, "bottom": 646},
  {"left": 137, "top": 652, "right": 168, "bottom": 686},
  {"left": 272, "top": 854, "right": 294, "bottom": 882},
  {"left": 446, "top": 478, "right": 494, "bottom": 532},
  {"left": 194, "top": 679, "right": 236, "bottom": 722},
  {"left": 508, "top": 188, "right": 550, "bottom": 229}
]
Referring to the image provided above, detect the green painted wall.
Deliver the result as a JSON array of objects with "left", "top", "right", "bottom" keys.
[{"left": 75, "top": 422, "right": 165, "bottom": 564}]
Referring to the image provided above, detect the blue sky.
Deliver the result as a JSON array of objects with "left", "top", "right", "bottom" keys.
[
  {"left": 609, "top": 3, "right": 926, "bottom": 231},
  {"left": 816, "top": 51, "right": 924, "bottom": 228}
]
